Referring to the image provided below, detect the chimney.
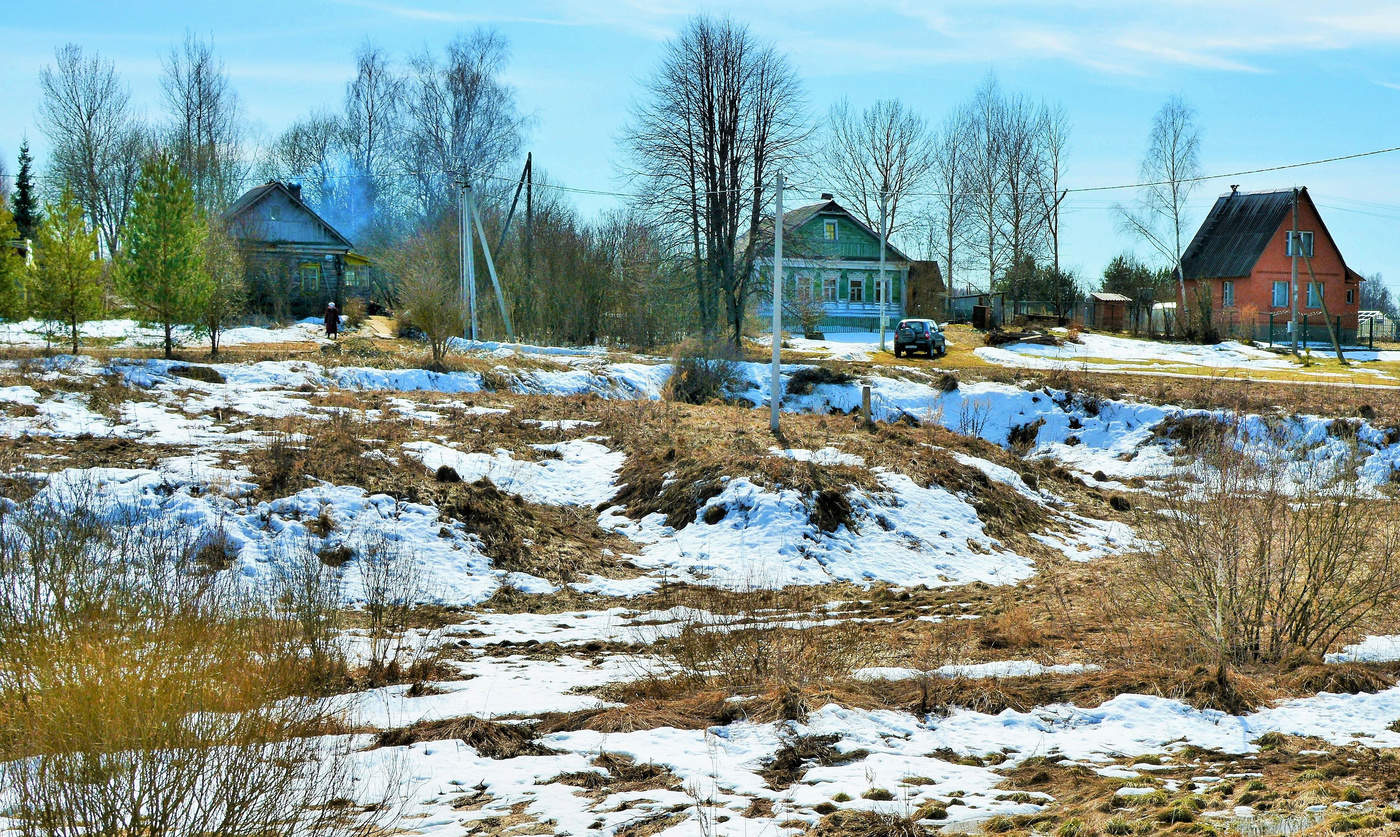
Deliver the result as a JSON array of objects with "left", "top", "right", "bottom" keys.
[
  {"left": 820, "top": 192, "right": 834, "bottom": 201},
  {"left": 1229, "top": 184, "right": 1239, "bottom": 196},
  {"left": 287, "top": 182, "right": 303, "bottom": 202}
]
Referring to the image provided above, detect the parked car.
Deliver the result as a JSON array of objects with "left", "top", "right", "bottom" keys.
[{"left": 893, "top": 319, "right": 946, "bottom": 358}]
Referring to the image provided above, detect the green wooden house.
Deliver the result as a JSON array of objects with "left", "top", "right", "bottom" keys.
[{"left": 753, "top": 195, "right": 915, "bottom": 333}]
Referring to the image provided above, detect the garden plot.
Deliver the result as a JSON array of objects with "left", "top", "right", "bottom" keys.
[{"left": 974, "top": 332, "right": 1298, "bottom": 372}]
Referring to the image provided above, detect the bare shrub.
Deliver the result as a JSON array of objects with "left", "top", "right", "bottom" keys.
[
  {"left": 647, "top": 584, "right": 882, "bottom": 720},
  {"left": 354, "top": 530, "right": 436, "bottom": 687},
  {"left": 0, "top": 483, "right": 387, "bottom": 835},
  {"left": 1128, "top": 423, "right": 1400, "bottom": 666},
  {"left": 665, "top": 339, "right": 745, "bottom": 404}
]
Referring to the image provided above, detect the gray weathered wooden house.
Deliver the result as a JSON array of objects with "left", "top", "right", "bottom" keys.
[{"left": 223, "top": 181, "right": 374, "bottom": 319}]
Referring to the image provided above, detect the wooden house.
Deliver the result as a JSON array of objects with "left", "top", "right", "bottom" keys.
[
  {"left": 223, "top": 181, "right": 374, "bottom": 319},
  {"left": 753, "top": 195, "right": 915, "bottom": 333}
]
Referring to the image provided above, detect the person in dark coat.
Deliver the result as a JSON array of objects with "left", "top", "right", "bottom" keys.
[{"left": 324, "top": 302, "right": 339, "bottom": 339}]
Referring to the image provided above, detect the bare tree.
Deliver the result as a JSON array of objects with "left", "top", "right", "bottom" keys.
[
  {"left": 343, "top": 40, "right": 404, "bottom": 231},
  {"left": 963, "top": 76, "right": 1006, "bottom": 292},
  {"left": 1034, "top": 103, "right": 1070, "bottom": 272},
  {"left": 198, "top": 218, "right": 246, "bottom": 357},
  {"left": 996, "top": 91, "right": 1046, "bottom": 270},
  {"left": 1117, "top": 95, "right": 1202, "bottom": 318},
  {"left": 384, "top": 215, "right": 462, "bottom": 367},
  {"left": 38, "top": 44, "right": 146, "bottom": 257},
  {"left": 625, "top": 16, "right": 808, "bottom": 346},
  {"left": 262, "top": 112, "right": 344, "bottom": 211},
  {"left": 923, "top": 108, "right": 973, "bottom": 299},
  {"left": 161, "top": 32, "right": 246, "bottom": 211},
  {"left": 403, "top": 29, "right": 527, "bottom": 216},
  {"left": 821, "top": 98, "right": 934, "bottom": 241}
]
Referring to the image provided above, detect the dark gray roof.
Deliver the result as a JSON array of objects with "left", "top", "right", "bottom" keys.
[{"left": 1180, "top": 188, "right": 1298, "bottom": 280}]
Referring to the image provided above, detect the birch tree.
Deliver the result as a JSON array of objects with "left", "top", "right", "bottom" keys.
[
  {"left": 161, "top": 33, "right": 246, "bottom": 211},
  {"left": 923, "top": 108, "right": 973, "bottom": 297},
  {"left": 1117, "top": 95, "right": 1202, "bottom": 319},
  {"left": 821, "top": 98, "right": 934, "bottom": 241},
  {"left": 38, "top": 44, "right": 146, "bottom": 257}
]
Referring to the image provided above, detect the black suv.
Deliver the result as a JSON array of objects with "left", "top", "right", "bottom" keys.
[{"left": 893, "top": 319, "right": 946, "bottom": 358}]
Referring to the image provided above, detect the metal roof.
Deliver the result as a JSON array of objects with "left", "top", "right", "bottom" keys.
[
  {"left": 1090, "top": 292, "right": 1131, "bottom": 302},
  {"left": 1179, "top": 188, "right": 1297, "bottom": 280}
]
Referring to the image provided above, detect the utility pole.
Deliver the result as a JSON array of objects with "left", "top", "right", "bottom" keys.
[
  {"left": 771, "top": 171, "right": 784, "bottom": 434},
  {"left": 1290, "top": 187, "right": 1299, "bottom": 354},
  {"left": 467, "top": 188, "right": 514, "bottom": 341},
  {"left": 464, "top": 181, "right": 478, "bottom": 342},
  {"left": 878, "top": 188, "right": 889, "bottom": 352}
]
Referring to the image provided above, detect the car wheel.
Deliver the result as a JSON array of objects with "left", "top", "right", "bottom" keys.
[{"left": 893, "top": 347, "right": 902, "bottom": 358}]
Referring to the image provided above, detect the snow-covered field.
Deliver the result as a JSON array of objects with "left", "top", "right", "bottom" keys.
[{"left": 2, "top": 325, "right": 1398, "bottom": 835}]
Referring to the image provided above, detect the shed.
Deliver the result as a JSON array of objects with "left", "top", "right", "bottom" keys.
[{"left": 1089, "top": 292, "right": 1131, "bottom": 331}]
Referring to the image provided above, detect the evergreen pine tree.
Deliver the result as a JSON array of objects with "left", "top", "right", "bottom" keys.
[
  {"left": 118, "top": 154, "right": 209, "bottom": 358},
  {"left": 12, "top": 140, "right": 40, "bottom": 243},
  {"left": 0, "top": 204, "right": 24, "bottom": 321},
  {"left": 31, "top": 192, "right": 103, "bottom": 354}
]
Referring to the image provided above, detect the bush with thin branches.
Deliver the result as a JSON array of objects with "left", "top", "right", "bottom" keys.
[
  {"left": 1129, "top": 422, "right": 1400, "bottom": 666},
  {"left": 0, "top": 481, "right": 389, "bottom": 835}
]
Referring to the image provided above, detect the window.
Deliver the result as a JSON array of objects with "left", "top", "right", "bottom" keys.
[
  {"left": 823, "top": 220, "right": 837, "bottom": 241},
  {"left": 343, "top": 268, "right": 360, "bottom": 288},
  {"left": 1222, "top": 280, "right": 1235, "bottom": 307},
  {"left": 299, "top": 263, "right": 321, "bottom": 293},
  {"left": 1272, "top": 281, "right": 1289, "bottom": 308},
  {"left": 1307, "top": 282, "right": 1324, "bottom": 309},
  {"left": 1286, "top": 230, "right": 1314, "bottom": 257},
  {"left": 873, "top": 277, "right": 892, "bottom": 304},
  {"left": 849, "top": 275, "right": 864, "bottom": 302},
  {"left": 1347, "top": 288, "right": 1355, "bottom": 304},
  {"left": 822, "top": 276, "right": 838, "bottom": 302}
]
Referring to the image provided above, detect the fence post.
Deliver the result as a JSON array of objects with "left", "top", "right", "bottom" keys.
[
  {"left": 861, "top": 385, "right": 872, "bottom": 427},
  {"left": 1268, "top": 312, "right": 1274, "bottom": 347},
  {"left": 1303, "top": 313, "right": 1309, "bottom": 346},
  {"left": 1371, "top": 318, "right": 1375, "bottom": 350}
]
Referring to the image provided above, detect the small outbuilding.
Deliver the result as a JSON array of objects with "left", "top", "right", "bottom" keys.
[{"left": 1088, "top": 292, "right": 1131, "bottom": 331}]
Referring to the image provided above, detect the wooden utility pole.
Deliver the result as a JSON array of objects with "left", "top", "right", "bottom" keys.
[{"left": 771, "top": 171, "right": 784, "bottom": 434}]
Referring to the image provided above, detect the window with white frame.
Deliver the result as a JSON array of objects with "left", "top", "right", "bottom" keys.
[
  {"left": 873, "top": 277, "right": 892, "bottom": 303},
  {"left": 849, "top": 275, "right": 863, "bottom": 302},
  {"left": 1307, "top": 282, "right": 1324, "bottom": 309},
  {"left": 1286, "top": 230, "right": 1314, "bottom": 257},
  {"left": 823, "top": 220, "right": 837, "bottom": 241},
  {"left": 822, "top": 276, "right": 838, "bottom": 302},
  {"left": 1272, "top": 281, "right": 1289, "bottom": 308},
  {"left": 1222, "top": 280, "right": 1235, "bottom": 307}
]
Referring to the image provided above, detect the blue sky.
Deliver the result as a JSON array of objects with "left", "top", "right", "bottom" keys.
[{"left": 4, "top": 0, "right": 1400, "bottom": 291}]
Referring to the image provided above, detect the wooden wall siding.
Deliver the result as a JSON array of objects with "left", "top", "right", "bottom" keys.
[
  {"left": 232, "top": 190, "right": 346, "bottom": 249},
  {"left": 789, "top": 213, "right": 903, "bottom": 263}
]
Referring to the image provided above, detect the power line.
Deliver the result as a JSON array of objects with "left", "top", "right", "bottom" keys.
[{"left": 28, "top": 143, "right": 1400, "bottom": 204}]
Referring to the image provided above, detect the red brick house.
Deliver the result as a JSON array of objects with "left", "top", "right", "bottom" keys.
[{"left": 1180, "top": 186, "right": 1363, "bottom": 342}]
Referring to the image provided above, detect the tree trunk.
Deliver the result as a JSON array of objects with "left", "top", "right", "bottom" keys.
[{"left": 164, "top": 323, "right": 174, "bottom": 359}]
